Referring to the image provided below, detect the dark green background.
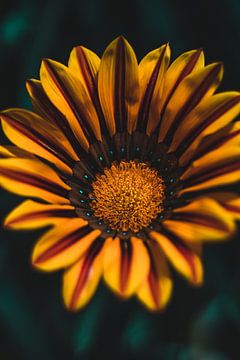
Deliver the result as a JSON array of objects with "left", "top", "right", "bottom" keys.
[{"left": 0, "top": 0, "right": 240, "bottom": 359}]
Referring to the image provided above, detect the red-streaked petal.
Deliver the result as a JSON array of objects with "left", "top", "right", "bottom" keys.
[
  {"left": 137, "top": 44, "right": 170, "bottom": 135},
  {"left": 169, "top": 92, "right": 240, "bottom": 165},
  {"left": 103, "top": 236, "right": 150, "bottom": 297},
  {"left": 4, "top": 200, "right": 76, "bottom": 230},
  {"left": 0, "top": 145, "right": 35, "bottom": 159},
  {"left": 159, "top": 62, "right": 223, "bottom": 144},
  {"left": 98, "top": 36, "right": 140, "bottom": 135},
  {"left": 136, "top": 241, "right": 173, "bottom": 311},
  {"left": 208, "top": 192, "right": 240, "bottom": 220},
  {"left": 26, "top": 79, "right": 82, "bottom": 156},
  {"left": 0, "top": 158, "right": 70, "bottom": 204},
  {"left": 32, "top": 219, "right": 101, "bottom": 271},
  {"left": 150, "top": 231, "right": 203, "bottom": 285},
  {"left": 180, "top": 145, "right": 240, "bottom": 195},
  {"left": 40, "top": 59, "right": 102, "bottom": 149},
  {"left": 68, "top": 46, "right": 108, "bottom": 135},
  {"left": 164, "top": 198, "right": 235, "bottom": 242},
  {"left": 1, "top": 108, "right": 78, "bottom": 174},
  {"left": 158, "top": 48, "right": 205, "bottom": 121},
  {"left": 63, "top": 237, "right": 110, "bottom": 311}
]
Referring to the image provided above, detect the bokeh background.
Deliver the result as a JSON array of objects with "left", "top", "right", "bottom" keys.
[{"left": 0, "top": 0, "right": 240, "bottom": 359}]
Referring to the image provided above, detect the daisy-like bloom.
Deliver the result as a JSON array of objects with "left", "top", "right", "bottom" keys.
[{"left": 0, "top": 37, "right": 240, "bottom": 311}]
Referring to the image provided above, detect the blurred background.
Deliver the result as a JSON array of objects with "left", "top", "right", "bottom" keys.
[{"left": 0, "top": 0, "right": 240, "bottom": 359}]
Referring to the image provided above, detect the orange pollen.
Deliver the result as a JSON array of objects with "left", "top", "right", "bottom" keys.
[{"left": 89, "top": 161, "right": 165, "bottom": 232}]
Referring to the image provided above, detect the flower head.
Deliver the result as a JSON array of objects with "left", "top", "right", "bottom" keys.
[{"left": 1, "top": 37, "right": 240, "bottom": 311}]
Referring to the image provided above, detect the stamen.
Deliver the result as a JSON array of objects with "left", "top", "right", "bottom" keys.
[{"left": 89, "top": 161, "right": 165, "bottom": 232}]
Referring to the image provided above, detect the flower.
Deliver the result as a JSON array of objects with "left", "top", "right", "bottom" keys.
[{"left": 0, "top": 36, "right": 240, "bottom": 311}]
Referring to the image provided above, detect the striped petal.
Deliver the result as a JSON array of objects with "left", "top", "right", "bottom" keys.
[
  {"left": 63, "top": 238, "right": 109, "bottom": 311},
  {"left": 32, "top": 219, "right": 101, "bottom": 271},
  {"left": 178, "top": 123, "right": 240, "bottom": 181},
  {"left": 4, "top": 200, "right": 75, "bottom": 230},
  {"left": 169, "top": 92, "right": 240, "bottom": 165},
  {"left": 103, "top": 237, "right": 150, "bottom": 297},
  {"left": 164, "top": 198, "right": 235, "bottom": 243},
  {"left": 137, "top": 242, "right": 172, "bottom": 311},
  {"left": 26, "top": 79, "right": 82, "bottom": 153},
  {"left": 40, "top": 59, "right": 102, "bottom": 149},
  {"left": 136, "top": 44, "right": 170, "bottom": 134},
  {"left": 208, "top": 192, "right": 240, "bottom": 219},
  {"left": 0, "top": 145, "right": 35, "bottom": 159},
  {"left": 158, "top": 49, "right": 204, "bottom": 120},
  {"left": 98, "top": 36, "right": 140, "bottom": 135},
  {"left": 159, "top": 62, "right": 223, "bottom": 143},
  {"left": 180, "top": 145, "right": 240, "bottom": 195},
  {"left": 68, "top": 46, "right": 108, "bottom": 136},
  {"left": 150, "top": 231, "right": 203, "bottom": 285},
  {"left": 0, "top": 158, "right": 70, "bottom": 203},
  {"left": 68, "top": 46, "right": 100, "bottom": 82},
  {"left": 1, "top": 108, "right": 78, "bottom": 174}
]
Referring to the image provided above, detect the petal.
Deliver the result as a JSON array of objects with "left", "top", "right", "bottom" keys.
[
  {"left": 98, "top": 36, "right": 140, "bottom": 135},
  {"left": 164, "top": 198, "right": 235, "bottom": 243},
  {"left": 136, "top": 44, "right": 170, "bottom": 134},
  {"left": 40, "top": 59, "right": 102, "bottom": 149},
  {"left": 68, "top": 46, "right": 108, "bottom": 136},
  {"left": 26, "top": 79, "right": 82, "bottom": 156},
  {"left": 32, "top": 219, "right": 101, "bottom": 271},
  {"left": 158, "top": 49, "right": 204, "bottom": 115},
  {"left": 150, "top": 231, "right": 203, "bottom": 285},
  {"left": 68, "top": 46, "right": 100, "bottom": 82},
  {"left": 1, "top": 108, "right": 78, "bottom": 174},
  {"left": 158, "top": 62, "right": 223, "bottom": 143},
  {"left": 170, "top": 92, "right": 240, "bottom": 164},
  {"left": 103, "top": 237, "right": 150, "bottom": 297},
  {"left": 136, "top": 242, "right": 172, "bottom": 311},
  {"left": 209, "top": 192, "right": 240, "bottom": 219},
  {"left": 26, "top": 79, "right": 64, "bottom": 125},
  {"left": 0, "top": 158, "right": 70, "bottom": 203},
  {"left": 180, "top": 145, "right": 240, "bottom": 195},
  {"left": 0, "top": 145, "right": 35, "bottom": 159},
  {"left": 63, "top": 237, "right": 110, "bottom": 311},
  {"left": 205, "top": 191, "right": 240, "bottom": 220},
  {"left": 190, "top": 122, "right": 240, "bottom": 163},
  {"left": 4, "top": 200, "right": 76, "bottom": 230}
]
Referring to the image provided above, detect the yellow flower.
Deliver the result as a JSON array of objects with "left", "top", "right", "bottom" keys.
[{"left": 0, "top": 37, "right": 240, "bottom": 311}]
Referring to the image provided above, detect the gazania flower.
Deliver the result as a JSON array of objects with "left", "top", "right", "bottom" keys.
[{"left": 0, "top": 37, "right": 240, "bottom": 311}]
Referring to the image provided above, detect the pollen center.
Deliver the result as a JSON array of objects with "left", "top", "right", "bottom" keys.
[{"left": 89, "top": 161, "right": 165, "bottom": 233}]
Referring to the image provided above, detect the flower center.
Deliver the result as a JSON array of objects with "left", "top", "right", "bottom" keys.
[{"left": 89, "top": 161, "right": 165, "bottom": 233}]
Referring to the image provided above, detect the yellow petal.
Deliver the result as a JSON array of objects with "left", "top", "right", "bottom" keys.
[
  {"left": 26, "top": 79, "right": 62, "bottom": 124},
  {"left": 68, "top": 46, "right": 108, "bottom": 134},
  {"left": 40, "top": 59, "right": 102, "bottom": 149},
  {"left": 158, "top": 49, "right": 205, "bottom": 118},
  {"left": 159, "top": 62, "right": 223, "bottom": 143},
  {"left": 63, "top": 238, "right": 110, "bottom": 311},
  {"left": 32, "top": 219, "right": 101, "bottom": 271},
  {"left": 208, "top": 192, "right": 240, "bottom": 220},
  {"left": 137, "top": 44, "right": 170, "bottom": 135},
  {"left": 26, "top": 79, "right": 83, "bottom": 158},
  {"left": 137, "top": 241, "right": 172, "bottom": 311},
  {"left": 1, "top": 108, "right": 78, "bottom": 174},
  {"left": 98, "top": 36, "right": 140, "bottom": 135},
  {"left": 4, "top": 200, "right": 75, "bottom": 230},
  {"left": 0, "top": 158, "right": 70, "bottom": 204},
  {"left": 68, "top": 46, "right": 100, "bottom": 80},
  {"left": 0, "top": 145, "right": 35, "bottom": 159},
  {"left": 180, "top": 145, "right": 240, "bottom": 195},
  {"left": 164, "top": 198, "right": 235, "bottom": 243},
  {"left": 169, "top": 92, "right": 240, "bottom": 165},
  {"left": 150, "top": 231, "right": 203, "bottom": 285},
  {"left": 103, "top": 236, "right": 150, "bottom": 297}
]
